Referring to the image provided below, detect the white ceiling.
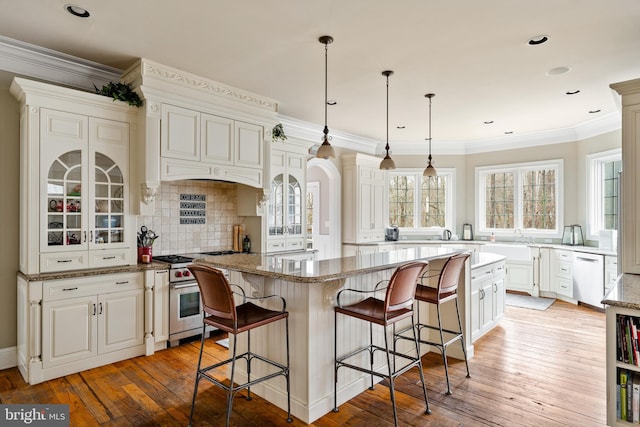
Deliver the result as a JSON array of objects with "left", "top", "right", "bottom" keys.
[{"left": 1, "top": 0, "right": 640, "bottom": 152}]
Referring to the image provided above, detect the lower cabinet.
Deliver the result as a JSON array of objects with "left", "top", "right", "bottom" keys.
[
  {"left": 17, "top": 269, "right": 163, "bottom": 384},
  {"left": 471, "top": 260, "right": 506, "bottom": 342},
  {"left": 551, "top": 249, "right": 574, "bottom": 299}
]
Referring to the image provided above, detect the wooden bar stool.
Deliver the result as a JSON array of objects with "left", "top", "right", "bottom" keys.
[
  {"left": 187, "top": 265, "right": 292, "bottom": 427},
  {"left": 333, "top": 261, "right": 431, "bottom": 427},
  {"left": 399, "top": 252, "right": 471, "bottom": 395}
]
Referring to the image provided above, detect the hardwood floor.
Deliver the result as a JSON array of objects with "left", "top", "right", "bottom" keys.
[{"left": 0, "top": 299, "right": 606, "bottom": 426}]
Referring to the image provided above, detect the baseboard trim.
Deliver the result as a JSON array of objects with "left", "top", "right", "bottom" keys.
[{"left": 0, "top": 346, "right": 17, "bottom": 370}]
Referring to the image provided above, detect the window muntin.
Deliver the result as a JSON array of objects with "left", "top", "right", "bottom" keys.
[
  {"left": 587, "top": 149, "right": 621, "bottom": 238},
  {"left": 388, "top": 169, "right": 454, "bottom": 231},
  {"left": 476, "top": 160, "right": 562, "bottom": 237}
]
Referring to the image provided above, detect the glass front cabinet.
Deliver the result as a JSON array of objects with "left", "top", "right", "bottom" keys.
[
  {"left": 39, "top": 111, "right": 131, "bottom": 272},
  {"left": 267, "top": 148, "right": 306, "bottom": 252},
  {"left": 11, "top": 76, "right": 136, "bottom": 274}
]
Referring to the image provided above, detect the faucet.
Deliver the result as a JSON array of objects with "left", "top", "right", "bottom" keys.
[{"left": 514, "top": 229, "right": 523, "bottom": 242}]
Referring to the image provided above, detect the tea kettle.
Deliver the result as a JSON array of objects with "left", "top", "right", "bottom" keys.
[{"left": 442, "top": 229, "right": 452, "bottom": 241}]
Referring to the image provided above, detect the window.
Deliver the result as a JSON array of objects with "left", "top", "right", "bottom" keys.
[
  {"left": 587, "top": 149, "right": 622, "bottom": 238},
  {"left": 388, "top": 169, "right": 454, "bottom": 230},
  {"left": 476, "top": 160, "right": 563, "bottom": 237}
]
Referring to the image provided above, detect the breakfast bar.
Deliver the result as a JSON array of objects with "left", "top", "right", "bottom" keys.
[{"left": 193, "top": 246, "right": 471, "bottom": 423}]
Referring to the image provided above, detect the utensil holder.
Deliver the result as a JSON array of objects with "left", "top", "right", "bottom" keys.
[{"left": 138, "top": 246, "right": 152, "bottom": 263}]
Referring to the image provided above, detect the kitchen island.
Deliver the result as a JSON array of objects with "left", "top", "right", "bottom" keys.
[{"left": 193, "top": 246, "right": 475, "bottom": 423}]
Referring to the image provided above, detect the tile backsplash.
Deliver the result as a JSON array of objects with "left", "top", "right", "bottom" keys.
[{"left": 137, "top": 180, "right": 242, "bottom": 255}]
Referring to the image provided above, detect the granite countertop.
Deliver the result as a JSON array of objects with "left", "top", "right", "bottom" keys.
[
  {"left": 344, "top": 239, "right": 617, "bottom": 256},
  {"left": 194, "top": 246, "right": 467, "bottom": 283},
  {"left": 18, "top": 261, "right": 167, "bottom": 282},
  {"left": 602, "top": 273, "right": 640, "bottom": 309},
  {"left": 471, "top": 252, "right": 507, "bottom": 269}
]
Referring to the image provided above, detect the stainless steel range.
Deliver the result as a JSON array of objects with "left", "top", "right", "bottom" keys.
[{"left": 155, "top": 252, "right": 233, "bottom": 346}]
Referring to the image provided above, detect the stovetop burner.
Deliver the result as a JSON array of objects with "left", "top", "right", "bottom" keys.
[
  {"left": 154, "top": 254, "right": 195, "bottom": 264},
  {"left": 201, "top": 250, "right": 237, "bottom": 256}
]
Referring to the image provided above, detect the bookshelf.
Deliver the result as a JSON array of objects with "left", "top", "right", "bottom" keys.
[{"left": 607, "top": 305, "right": 640, "bottom": 425}]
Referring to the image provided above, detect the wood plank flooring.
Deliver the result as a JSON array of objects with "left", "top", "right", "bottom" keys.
[{"left": 0, "top": 299, "right": 606, "bottom": 426}]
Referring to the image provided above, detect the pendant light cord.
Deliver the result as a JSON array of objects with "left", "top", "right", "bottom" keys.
[
  {"left": 385, "top": 73, "right": 390, "bottom": 153},
  {"left": 323, "top": 41, "right": 329, "bottom": 140}
]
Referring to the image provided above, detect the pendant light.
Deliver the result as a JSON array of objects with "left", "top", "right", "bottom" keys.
[
  {"left": 379, "top": 70, "right": 396, "bottom": 170},
  {"left": 423, "top": 93, "right": 437, "bottom": 177},
  {"left": 316, "top": 35, "right": 336, "bottom": 159}
]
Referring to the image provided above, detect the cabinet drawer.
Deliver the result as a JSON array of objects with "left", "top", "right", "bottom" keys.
[
  {"left": 89, "top": 249, "right": 131, "bottom": 269},
  {"left": 494, "top": 262, "right": 506, "bottom": 280},
  {"left": 554, "top": 250, "right": 572, "bottom": 262},
  {"left": 267, "top": 241, "right": 287, "bottom": 252},
  {"left": 40, "top": 251, "right": 88, "bottom": 273},
  {"left": 472, "top": 266, "right": 494, "bottom": 284},
  {"left": 554, "top": 261, "right": 572, "bottom": 279},
  {"left": 556, "top": 277, "right": 573, "bottom": 297},
  {"left": 43, "top": 272, "right": 143, "bottom": 301},
  {"left": 286, "top": 239, "right": 305, "bottom": 251}
]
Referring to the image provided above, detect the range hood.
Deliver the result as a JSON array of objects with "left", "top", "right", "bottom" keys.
[{"left": 121, "top": 59, "right": 279, "bottom": 214}]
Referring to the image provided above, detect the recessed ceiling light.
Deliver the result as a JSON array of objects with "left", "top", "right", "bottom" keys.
[
  {"left": 327, "top": 100, "right": 337, "bottom": 106},
  {"left": 504, "top": 131, "right": 514, "bottom": 135},
  {"left": 547, "top": 66, "right": 571, "bottom": 76},
  {"left": 396, "top": 125, "right": 405, "bottom": 129},
  {"left": 484, "top": 120, "right": 494, "bottom": 125},
  {"left": 528, "top": 35, "right": 549, "bottom": 46},
  {"left": 566, "top": 90, "right": 581, "bottom": 95},
  {"left": 65, "top": 4, "right": 90, "bottom": 18},
  {"left": 589, "top": 109, "right": 601, "bottom": 114}
]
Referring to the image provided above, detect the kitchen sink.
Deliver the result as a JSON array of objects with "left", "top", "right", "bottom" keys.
[{"left": 481, "top": 243, "right": 531, "bottom": 262}]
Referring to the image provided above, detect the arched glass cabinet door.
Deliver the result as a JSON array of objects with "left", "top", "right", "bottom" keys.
[
  {"left": 46, "top": 150, "right": 83, "bottom": 247},
  {"left": 94, "top": 152, "right": 125, "bottom": 245},
  {"left": 287, "top": 175, "right": 302, "bottom": 235},
  {"left": 269, "top": 174, "right": 285, "bottom": 236}
]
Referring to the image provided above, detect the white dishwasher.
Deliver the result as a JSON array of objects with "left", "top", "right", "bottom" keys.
[{"left": 572, "top": 252, "right": 604, "bottom": 308}]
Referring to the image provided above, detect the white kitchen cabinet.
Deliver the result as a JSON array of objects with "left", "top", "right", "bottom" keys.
[
  {"left": 342, "top": 153, "right": 387, "bottom": 244},
  {"left": 505, "top": 261, "right": 534, "bottom": 295},
  {"left": 471, "top": 260, "right": 505, "bottom": 342},
  {"left": 605, "top": 255, "right": 619, "bottom": 293},
  {"left": 153, "top": 269, "right": 170, "bottom": 345},
  {"left": 552, "top": 249, "right": 574, "bottom": 299},
  {"left": 159, "top": 103, "right": 265, "bottom": 187},
  {"left": 10, "top": 77, "right": 135, "bottom": 274},
  {"left": 611, "top": 79, "right": 640, "bottom": 274},
  {"left": 18, "top": 271, "right": 148, "bottom": 384},
  {"left": 267, "top": 148, "right": 306, "bottom": 252},
  {"left": 533, "top": 247, "right": 551, "bottom": 294}
]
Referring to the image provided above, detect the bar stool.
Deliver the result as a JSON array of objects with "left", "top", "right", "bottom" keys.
[
  {"left": 406, "top": 252, "right": 471, "bottom": 395},
  {"left": 333, "top": 261, "right": 431, "bottom": 427},
  {"left": 187, "top": 265, "right": 292, "bottom": 427}
]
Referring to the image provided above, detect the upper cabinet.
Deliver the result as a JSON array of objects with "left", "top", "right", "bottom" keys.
[
  {"left": 121, "top": 59, "right": 279, "bottom": 214},
  {"left": 267, "top": 146, "right": 307, "bottom": 252},
  {"left": 159, "top": 103, "right": 264, "bottom": 187},
  {"left": 342, "top": 153, "right": 387, "bottom": 243},
  {"left": 11, "top": 77, "right": 137, "bottom": 274},
  {"left": 611, "top": 78, "right": 640, "bottom": 274}
]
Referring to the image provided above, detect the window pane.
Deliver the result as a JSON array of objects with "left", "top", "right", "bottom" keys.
[
  {"left": 484, "top": 172, "right": 514, "bottom": 229},
  {"left": 389, "top": 175, "right": 414, "bottom": 227},
  {"left": 421, "top": 176, "right": 446, "bottom": 227},
  {"left": 522, "top": 169, "right": 556, "bottom": 230},
  {"left": 602, "top": 160, "right": 622, "bottom": 230}
]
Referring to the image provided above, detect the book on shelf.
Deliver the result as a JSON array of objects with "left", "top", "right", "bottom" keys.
[
  {"left": 621, "top": 369, "right": 629, "bottom": 421},
  {"left": 634, "top": 373, "right": 640, "bottom": 423}
]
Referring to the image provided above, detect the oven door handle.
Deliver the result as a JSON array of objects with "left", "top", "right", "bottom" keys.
[{"left": 171, "top": 282, "right": 198, "bottom": 290}]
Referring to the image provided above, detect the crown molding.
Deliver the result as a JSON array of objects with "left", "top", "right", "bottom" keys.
[
  {"left": 0, "top": 35, "right": 121, "bottom": 91},
  {"left": 122, "top": 58, "right": 278, "bottom": 115}
]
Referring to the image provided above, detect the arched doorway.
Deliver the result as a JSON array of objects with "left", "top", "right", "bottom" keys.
[{"left": 306, "top": 158, "right": 341, "bottom": 260}]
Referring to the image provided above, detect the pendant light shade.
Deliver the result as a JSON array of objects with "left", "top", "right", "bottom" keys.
[
  {"left": 379, "top": 70, "right": 396, "bottom": 170},
  {"left": 316, "top": 35, "right": 336, "bottom": 159},
  {"left": 423, "top": 93, "right": 437, "bottom": 177}
]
